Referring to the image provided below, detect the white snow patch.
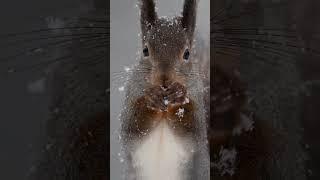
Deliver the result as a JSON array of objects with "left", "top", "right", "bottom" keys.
[
  {"left": 118, "top": 86, "right": 125, "bottom": 92},
  {"left": 164, "top": 98, "right": 169, "bottom": 105},
  {"left": 175, "top": 108, "right": 185, "bottom": 119},
  {"left": 183, "top": 97, "right": 190, "bottom": 104},
  {"left": 124, "top": 66, "right": 131, "bottom": 73}
]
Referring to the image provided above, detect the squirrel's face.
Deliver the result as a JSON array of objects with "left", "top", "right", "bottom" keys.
[
  {"left": 142, "top": 18, "right": 193, "bottom": 87},
  {"left": 139, "top": 0, "right": 197, "bottom": 88}
]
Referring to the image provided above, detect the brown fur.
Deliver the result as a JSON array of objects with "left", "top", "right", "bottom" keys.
[
  {"left": 121, "top": 0, "right": 211, "bottom": 178},
  {"left": 125, "top": 83, "right": 196, "bottom": 140},
  {"left": 122, "top": 0, "right": 199, "bottom": 142}
]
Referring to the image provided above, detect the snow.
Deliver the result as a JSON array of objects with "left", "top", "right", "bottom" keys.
[
  {"left": 124, "top": 66, "right": 131, "bottom": 72},
  {"left": 118, "top": 86, "right": 125, "bottom": 92},
  {"left": 175, "top": 108, "right": 185, "bottom": 119},
  {"left": 183, "top": 97, "right": 190, "bottom": 104},
  {"left": 164, "top": 97, "right": 169, "bottom": 105},
  {"left": 213, "top": 147, "right": 237, "bottom": 176}
]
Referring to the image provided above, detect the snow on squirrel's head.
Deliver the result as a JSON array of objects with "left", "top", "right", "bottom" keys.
[{"left": 138, "top": 0, "right": 198, "bottom": 88}]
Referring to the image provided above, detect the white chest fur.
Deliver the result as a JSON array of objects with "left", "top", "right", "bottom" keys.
[{"left": 132, "top": 121, "right": 194, "bottom": 180}]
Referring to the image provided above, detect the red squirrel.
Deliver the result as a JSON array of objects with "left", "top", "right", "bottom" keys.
[{"left": 120, "top": 0, "right": 209, "bottom": 179}]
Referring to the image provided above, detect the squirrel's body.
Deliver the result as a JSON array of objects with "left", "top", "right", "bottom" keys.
[
  {"left": 121, "top": 0, "right": 209, "bottom": 179},
  {"left": 132, "top": 121, "right": 195, "bottom": 180}
]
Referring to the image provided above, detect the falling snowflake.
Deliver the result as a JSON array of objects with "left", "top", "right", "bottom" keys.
[
  {"left": 118, "top": 86, "right": 125, "bottom": 92},
  {"left": 124, "top": 66, "right": 131, "bottom": 72}
]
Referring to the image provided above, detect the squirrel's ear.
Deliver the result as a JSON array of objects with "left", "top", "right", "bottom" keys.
[
  {"left": 181, "top": 0, "right": 197, "bottom": 36},
  {"left": 140, "top": 0, "right": 157, "bottom": 35}
]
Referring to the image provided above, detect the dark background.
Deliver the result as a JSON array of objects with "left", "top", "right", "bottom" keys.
[
  {"left": 213, "top": 0, "right": 320, "bottom": 179},
  {"left": 0, "top": 0, "right": 97, "bottom": 179}
]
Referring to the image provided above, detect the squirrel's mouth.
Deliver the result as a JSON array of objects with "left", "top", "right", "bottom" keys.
[
  {"left": 144, "top": 82, "right": 189, "bottom": 112},
  {"left": 131, "top": 81, "right": 195, "bottom": 138}
]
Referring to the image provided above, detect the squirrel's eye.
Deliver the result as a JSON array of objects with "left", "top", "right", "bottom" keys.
[
  {"left": 183, "top": 49, "right": 190, "bottom": 61},
  {"left": 143, "top": 46, "right": 149, "bottom": 57}
]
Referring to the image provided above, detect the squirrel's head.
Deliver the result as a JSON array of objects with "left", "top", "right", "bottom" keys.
[{"left": 139, "top": 0, "right": 197, "bottom": 88}]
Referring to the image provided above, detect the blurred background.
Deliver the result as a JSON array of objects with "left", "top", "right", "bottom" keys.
[
  {"left": 212, "top": 0, "right": 320, "bottom": 179},
  {"left": 0, "top": 0, "right": 102, "bottom": 179}
]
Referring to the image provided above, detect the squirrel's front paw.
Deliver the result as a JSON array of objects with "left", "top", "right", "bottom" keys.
[{"left": 166, "top": 82, "right": 187, "bottom": 105}]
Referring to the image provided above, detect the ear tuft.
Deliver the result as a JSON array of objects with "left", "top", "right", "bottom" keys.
[
  {"left": 181, "top": 0, "right": 197, "bottom": 36},
  {"left": 140, "top": 0, "right": 157, "bottom": 35}
]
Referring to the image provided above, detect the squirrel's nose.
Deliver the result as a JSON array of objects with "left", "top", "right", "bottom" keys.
[{"left": 160, "top": 74, "right": 171, "bottom": 89}]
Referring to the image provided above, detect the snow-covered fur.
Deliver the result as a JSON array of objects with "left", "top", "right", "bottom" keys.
[{"left": 120, "top": 0, "right": 209, "bottom": 179}]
